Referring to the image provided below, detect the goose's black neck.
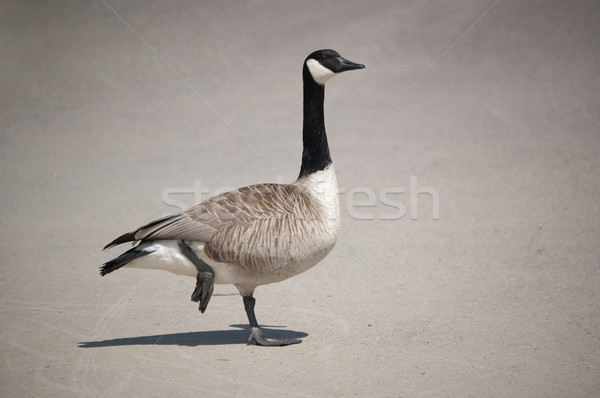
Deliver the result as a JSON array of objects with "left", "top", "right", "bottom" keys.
[{"left": 298, "top": 66, "right": 331, "bottom": 178}]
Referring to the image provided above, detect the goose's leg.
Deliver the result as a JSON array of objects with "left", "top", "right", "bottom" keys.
[
  {"left": 178, "top": 240, "right": 214, "bottom": 313},
  {"left": 243, "top": 295, "right": 302, "bottom": 346}
]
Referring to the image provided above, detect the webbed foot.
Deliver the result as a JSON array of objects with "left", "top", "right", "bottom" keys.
[
  {"left": 191, "top": 271, "right": 214, "bottom": 313},
  {"left": 248, "top": 326, "right": 302, "bottom": 346}
]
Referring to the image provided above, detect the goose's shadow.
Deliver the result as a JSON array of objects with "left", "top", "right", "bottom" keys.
[{"left": 78, "top": 324, "right": 307, "bottom": 347}]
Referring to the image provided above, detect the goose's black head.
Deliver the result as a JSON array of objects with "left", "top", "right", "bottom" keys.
[{"left": 304, "top": 49, "right": 365, "bottom": 85}]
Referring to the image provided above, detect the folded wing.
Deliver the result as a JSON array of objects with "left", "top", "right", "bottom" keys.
[{"left": 104, "top": 183, "right": 312, "bottom": 254}]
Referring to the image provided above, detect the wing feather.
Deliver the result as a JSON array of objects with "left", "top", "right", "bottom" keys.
[{"left": 113, "top": 183, "right": 309, "bottom": 245}]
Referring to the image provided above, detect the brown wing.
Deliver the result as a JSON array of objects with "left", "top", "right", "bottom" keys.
[{"left": 129, "top": 183, "right": 309, "bottom": 244}]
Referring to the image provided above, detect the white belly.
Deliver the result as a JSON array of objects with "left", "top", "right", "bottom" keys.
[
  {"left": 123, "top": 240, "right": 281, "bottom": 286},
  {"left": 124, "top": 240, "right": 199, "bottom": 277},
  {"left": 123, "top": 234, "right": 337, "bottom": 292}
]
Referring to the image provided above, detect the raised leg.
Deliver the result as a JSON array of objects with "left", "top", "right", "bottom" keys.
[
  {"left": 243, "top": 295, "right": 302, "bottom": 346},
  {"left": 178, "top": 240, "right": 214, "bottom": 313}
]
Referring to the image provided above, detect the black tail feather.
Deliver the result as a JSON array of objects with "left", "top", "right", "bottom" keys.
[
  {"left": 102, "top": 214, "right": 180, "bottom": 251},
  {"left": 100, "top": 244, "right": 156, "bottom": 276},
  {"left": 103, "top": 231, "right": 137, "bottom": 251}
]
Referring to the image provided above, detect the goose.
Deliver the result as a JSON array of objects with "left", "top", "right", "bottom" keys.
[{"left": 101, "top": 49, "right": 365, "bottom": 346}]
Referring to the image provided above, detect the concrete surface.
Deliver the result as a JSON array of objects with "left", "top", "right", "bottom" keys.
[{"left": 1, "top": 1, "right": 599, "bottom": 397}]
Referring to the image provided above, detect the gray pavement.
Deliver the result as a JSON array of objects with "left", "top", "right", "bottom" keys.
[{"left": 1, "top": 1, "right": 599, "bottom": 397}]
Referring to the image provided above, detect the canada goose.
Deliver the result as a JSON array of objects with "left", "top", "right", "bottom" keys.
[{"left": 101, "top": 49, "right": 365, "bottom": 346}]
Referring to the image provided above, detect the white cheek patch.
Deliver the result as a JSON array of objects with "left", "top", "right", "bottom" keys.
[{"left": 306, "top": 59, "right": 336, "bottom": 85}]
